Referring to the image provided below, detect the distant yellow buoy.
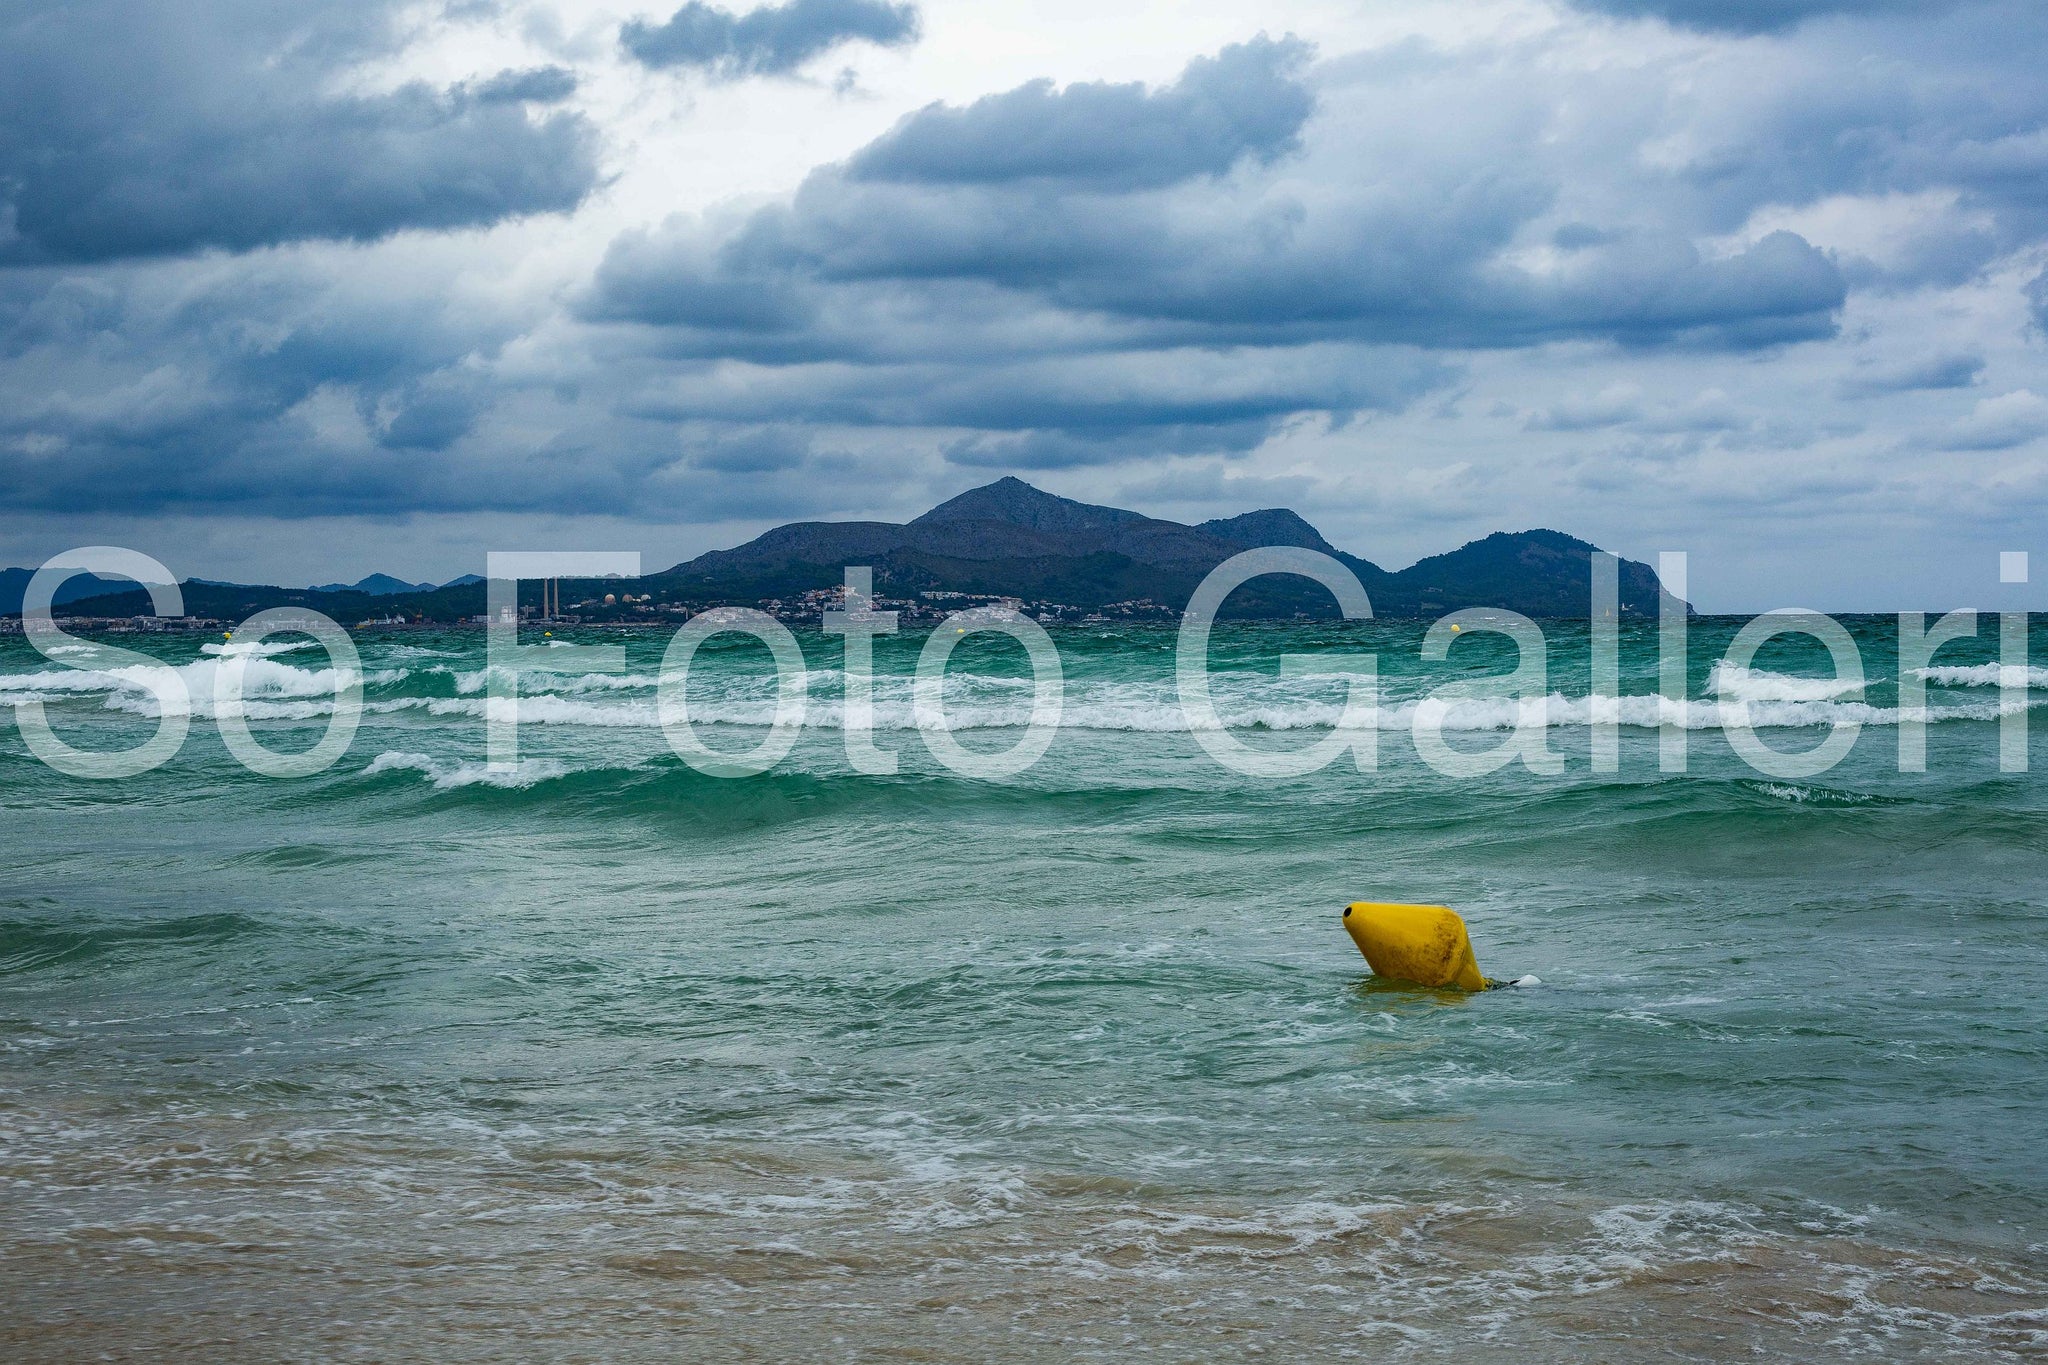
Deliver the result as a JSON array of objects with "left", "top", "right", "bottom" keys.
[
  {"left": 1450, "top": 623, "right": 1461, "bottom": 632},
  {"left": 1342, "top": 901, "right": 1492, "bottom": 991}
]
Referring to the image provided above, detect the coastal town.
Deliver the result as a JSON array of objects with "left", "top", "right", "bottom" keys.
[{"left": 3, "top": 584, "right": 1183, "bottom": 634}]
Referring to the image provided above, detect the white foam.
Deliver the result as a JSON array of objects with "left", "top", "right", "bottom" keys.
[
  {"left": 422, "top": 695, "right": 663, "bottom": 727},
  {"left": 1743, "top": 780, "right": 1879, "bottom": 805},
  {"left": 198, "top": 639, "right": 318, "bottom": 658},
  {"left": 1916, "top": 663, "right": 2048, "bottom": 688},
  {"left": 1709, "top": 662, "right": 1862, "bottom": 703},
  {"left": 397, "top": 680, "right": 2048, "bottom": 734},
  {"left": 9, "top": 650, "right": 2044, "bottom": 735},
  {"left": 0, "top": 656, "right": 404, "bottom": 719},
  {"left": 361, "top": 750, "right": 573, "bottom": 789},
  {"left": 438, "top": 665, "right": 666, "bottom": 695}
]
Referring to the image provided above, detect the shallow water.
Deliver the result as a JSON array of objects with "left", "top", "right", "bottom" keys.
[{"left": 3, "top": 616, "right": 2045, "bottom": 1359}]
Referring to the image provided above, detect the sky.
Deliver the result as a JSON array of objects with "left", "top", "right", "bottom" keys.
[{"left": 2, "top": 0, "right": 2045, "bottom": 611}]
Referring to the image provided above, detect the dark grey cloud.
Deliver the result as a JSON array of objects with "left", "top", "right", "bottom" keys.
[
  {"left": 622, "top": 0, "right": 919, "bottom": 78},
  {"left": 7, "top": 7, "right": 2048, "bottom": 543},
  {"left": 469, "top": 66, "right": 581, "bottom": 105},
  {"left": 1569, "top": 0, "right": 1954, "bottom": 33},
  {"left": 687, "top": 427, "right": 815, "bottom": 472},
  {"left": 605, "top": 341, "right": 1450, "bottom": 439},
  {"left": 587, "top": 235, "right": 818, "bottom": 333},
  {"left": 0, "top": 250, "right": 560, "bottom": 517},
  {"left": 1625, "top": 3, "right": 2048, "bottom": 252},
  {"left": 597, "top": 111, "right": 1843, "bottom": 354},
  {"left": 381, "top": 384, "right": 485, "bottom": 451},
  {"left": 0, "top": 2, "right": 600, "bottom": 263},
  {"left": 568, "top": 39, "right": 1861, "bottom": 488},
  {"left": 847, "top": 37, "right": 1313, "bottom": 190},
  {"left": 941, "top": 421, "right": 1279, "bottom": 471}
]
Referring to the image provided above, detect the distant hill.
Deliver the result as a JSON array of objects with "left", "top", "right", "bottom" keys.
[
  {"left": 310, "top": 573, "right": 436, "bottom": 596},
  {"left": 677, "top": 477, "right": 1267, "bottom": 577},
  {"left": 1197, "top": 509, "right": 1338, "bottom": 555},
  {"left": 660, "top": 477, "right": 1679, "bottom": 618},
  {"left": 0, "top": 567, "right": 168, "bottom": 616},
  {"left": 14, "top": 478, "right": 1682, "bottom": 621}
]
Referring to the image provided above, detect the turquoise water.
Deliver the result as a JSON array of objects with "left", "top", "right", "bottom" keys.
[{"left": 3, "top": 616, "right": 2046, "bottom": 1359}]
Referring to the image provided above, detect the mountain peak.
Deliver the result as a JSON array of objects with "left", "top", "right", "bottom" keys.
[
  {"left": 653, "top": 481, "right": 1679, "bottom": 618},
  {"left": 309, "top": 573, "right": 435, "bottom": 596},
  {"left": 1197, "top": 509, "right": 1336, "bottom": 555},
  {"left": 911, "top": 477, "right": 1148, "bottom": 534}
]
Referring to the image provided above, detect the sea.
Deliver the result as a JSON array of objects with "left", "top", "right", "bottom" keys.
[{"left": 2, "top": 612, "right": 2045, "bottom": 1360}]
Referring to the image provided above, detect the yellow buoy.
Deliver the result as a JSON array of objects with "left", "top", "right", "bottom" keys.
[{"left": 1342, "top": 901, "right": 1492, "bottom": 991}]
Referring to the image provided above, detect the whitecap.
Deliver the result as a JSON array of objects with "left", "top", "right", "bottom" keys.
[
  {"left": 1916, "top": 663, "right": 2048, "bottom": 688},
  {"left": 198, "top": 639, "right": 319, "bottom": 658},
  {"left": 361, "top": 750, "right": 573, "bottom": 790},
  {"left": 1708, "top": 662, "right": 1863, "bottom": 703},
  {"left": 0, "top": 656, "right": 407, "bottom": 719}
]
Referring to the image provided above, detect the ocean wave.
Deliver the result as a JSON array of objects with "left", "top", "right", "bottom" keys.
[
  {"left": 1708, "top": 663, "right": 1863, "bottom": 702},
  {"left": 100, "top": 696, "right": 425, "bottom": 722},
  {"left": 361, "top": 750, "right": 575, "bottom": 790},
  {"left": 1915, "top": 663, "right": 2048, "bottom": 688},
  {"left": 403, "top": 686, "right": 2048, "bottom": 733},
  {"left": 0, "top": 656, "right": 404, "bottom": 719},
  {"left": 1736, "top": 779, "right": 1887, "bottom": 806},
  {"left": 10, "top": 649, "right": 2045, "bottom": 733},
  {"left": 435, "top": 665, "right": 667, "bottom": 695},
  {"left": 421, "top": 695, "right": 662, "bottom": 727},
  {"left": 198, "top": 639, "right": 319, "bottom": 658}
]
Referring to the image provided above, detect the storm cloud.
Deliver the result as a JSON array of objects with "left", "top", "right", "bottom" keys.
[
  {"left": 847, "top": 37, "right": 1313, "bottom": 190},
  {"left": 622, "top": 0, "right": 921, "bottom": 78},
  {"left": 1569, "top": 0, "right": 1956, "bottom": 32},
  {"left": 582, "top": 36, "right": 1853, "bottom": 463},
  {"left": 0, "top": 1, "right": 600, "bottom": 263},
  {"left": 2, "top": 0, "right": 2045, "bottom": 608}
]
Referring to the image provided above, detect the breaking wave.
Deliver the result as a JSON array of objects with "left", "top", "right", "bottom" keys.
[
  {"left": 434, "top": 665, "right": 666, "bottom": 695},
  {"left": 4, "top": 649, "right": 2043, "bottom": 732},
  {"left": 360, "top": 750, "right": 576, "bottom": 790},
  {"left": 1708, "top": 663, "right": 1862, "bottom": 703},
  {"left": 394, "top": 683, "right": 2046, "bottom": 733},
  {"left": 0, "top": 655, "right": 402, "bottom": 719},
  {"left": 198, "top": 639, "right": 320, "bottom": 658},
  {"left": 1916, "top": 663, "right": 2048, "bottom": 688}
]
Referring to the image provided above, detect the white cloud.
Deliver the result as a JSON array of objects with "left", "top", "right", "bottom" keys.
[{"left": 1944, "top": 389, "right": 2048, "bottom": 451}]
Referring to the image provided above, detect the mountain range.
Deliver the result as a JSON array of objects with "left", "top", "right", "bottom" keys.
[
  {"left": 0, "top": 569, "right": 483, "bottom": 618},
  {"left": 661, "top": 477, "right": 1678, "bottom": 618},
  {"left": 308, "top": 573, "right": 438, "bottom": 596},
  {"left": 7, "top": 478, "right": 1680, "bottom": 620},
  {"left": 0, "top": 567, "right": 144, "bottom": 616}
]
